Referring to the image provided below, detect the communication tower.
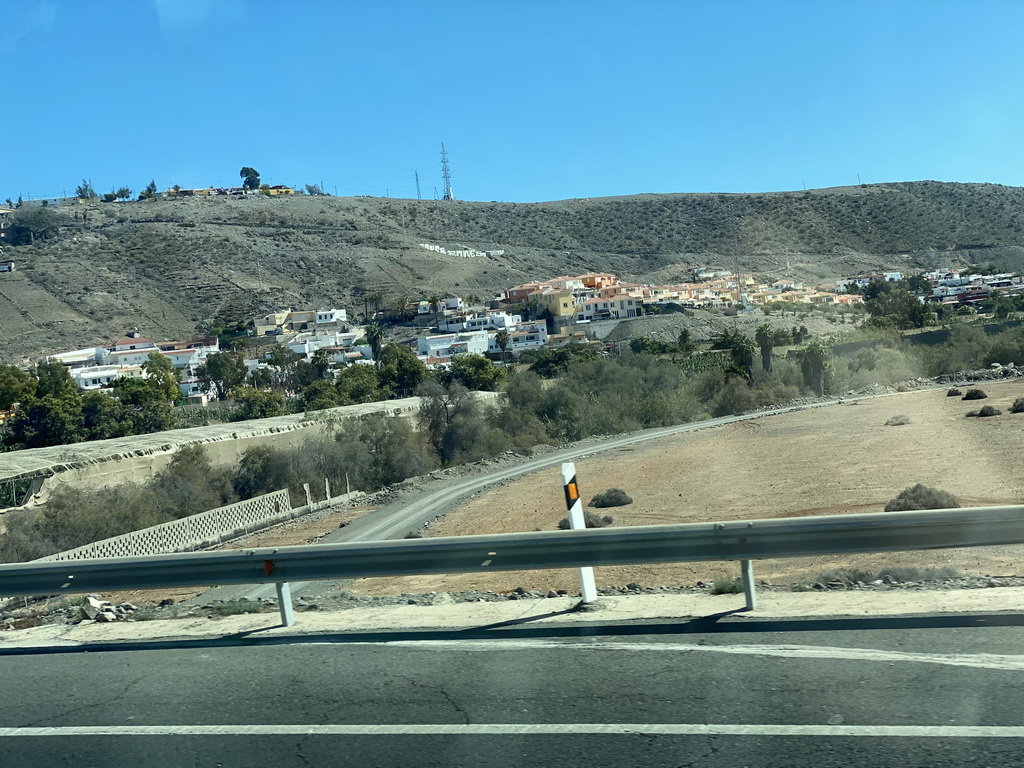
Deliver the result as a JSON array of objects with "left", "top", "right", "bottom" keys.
[
  {"left": 440, "top": 142, "right": 455, "bottom": 200},
  {"left": 415, "top": 170, "right": 422, "bottom": 200}
]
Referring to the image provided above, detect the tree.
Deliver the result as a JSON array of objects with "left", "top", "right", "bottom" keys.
[
  {"left": 364, "top": 321, "right": 386, "bottom": 367},
  {"left": 369, "top": 291, "right": 385, "bottom": 317},
  {"left": 448, "top": 354, "right": 504, "bottom": 391},
  {"left": 196, "top": 352, "right": 247, "bottom": 401},
  {"left": 140, "top": 180, "right": 158, "bottom": 200},
  {"left": 304, "top": 183, "right": 326, "bottom": 196},
  {"left": 114, "top": 186, "right": 133, "bottom": 201},
  {"left": 495, "top": 329, "right": 510, "bottom": 364},
  {"left": 416, "top": 380, "right": 507, "bottom": 466},
  {"left": 0, "top": 364, "right": 35, "bottom": 410},
  {"left": 677, "top": 328, "right": 698, "bottom": 356},
  {"left": 240, "top": 167, "right": 261, "bottom": 191},
  {"left": 35, "top": 360, "right": 77, "bottom": 399},
  {"left": 111, "top": 377, "right": 176, "bottom": 433},
  {"left": 263, "top": 346, "right": 302, "bottom": 390},
  {"left": 232, "top": 387, "right": 287, "bottom": 420},
  {"left": 142, "top": 352, "right": 181, "bottom": 403},
  {"left": 7, "top": 206, "right": 60, "bottom": 245},
  {"left": 713, "top": 330, "right": 754, "bottom": 384},
  {"left": 75, "top": 178, "right": 97, "bottom": 200},
  {"left": 80, "top": 391, "right": 133, "bottom": 440},
  {"left": 863, "top": 279, "right": 935, "bottom": 329},
  {"left": 754, "top": 323, "right": 775, "bottom": 374},
  {"left": 3, "top": 394, "right": 84, "bottom": 449},
  {"left": 393, "top": 296, "right": 413, "bottom": 323},
  {"left": 527, "top": 344, "right": 598, "bottom": 378},
  {"left": 377, "top": 343, "right": 428, "bottom": 397},
  {"left": 336, "top": 364, "right": 380, "bottom": 404},
  {"left": 151, "top": 445, "right": 237, "bottom": 518},
  {"left": 428, "top": 295, "right": 442, "bottom": 328},
  {"left": 298, "top": 380, "right": 340, "bottom": 412},
  {"left": 800, "top": 339, "right": 833, "bottom": 395}
]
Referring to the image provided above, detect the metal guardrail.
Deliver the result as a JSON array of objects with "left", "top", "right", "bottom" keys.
[{"left": 2, "top": 505, "right": 1023, "bottom": 626}]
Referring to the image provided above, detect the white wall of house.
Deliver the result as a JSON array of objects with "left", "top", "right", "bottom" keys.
[
  {"left": 316, "top": 308, "right": 347, "bottom": 324},
  {"left": 418, "top": 332, "right": 489, "bottom": 359},
  {"left": 46, "top": 347, "right": 107, "bottom": 369}
]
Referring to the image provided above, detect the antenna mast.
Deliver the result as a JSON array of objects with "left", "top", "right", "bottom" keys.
[
  {"left": 440, "top": 142, "right": 455, "bottom": 200},
  {"left": 414, "top": 170, "right": 422, "bottom": 200}
]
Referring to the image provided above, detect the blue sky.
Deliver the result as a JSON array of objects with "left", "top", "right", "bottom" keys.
[{"left": 2, "top": 0, "right": 1022, "bottom": 203}]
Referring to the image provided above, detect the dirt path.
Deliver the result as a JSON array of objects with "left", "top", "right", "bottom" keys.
[{"left": 347, "top": 381, "right": 1024, "bottom": 596}]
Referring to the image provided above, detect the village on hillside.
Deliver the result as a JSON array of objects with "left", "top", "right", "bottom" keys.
[{"left": 2, "top": 262, "right": 1022, "bottom": 415}]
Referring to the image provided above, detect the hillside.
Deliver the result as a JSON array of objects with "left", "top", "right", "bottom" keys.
[{"left": 2, "top": 181, "right": 1024, "bottom": 362}]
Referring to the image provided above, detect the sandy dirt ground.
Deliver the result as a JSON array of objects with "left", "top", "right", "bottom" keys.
[{"left": 348, "top": 381, "right": 1024, "bottom": 596}]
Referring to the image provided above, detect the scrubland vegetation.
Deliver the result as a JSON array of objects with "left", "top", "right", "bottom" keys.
[{"left": 4, "top": 301, "right": 1024, "bottom": 561}]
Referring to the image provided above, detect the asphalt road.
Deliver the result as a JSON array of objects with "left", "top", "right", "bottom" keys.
[{"left": 3, "top": 616, "right": 1024, "bottom": 767}]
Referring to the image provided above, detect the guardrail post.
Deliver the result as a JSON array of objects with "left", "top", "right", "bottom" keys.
[
  {"left": 740, "top": 559, "right": 756, "bottom": 611},
  {"left": 303, "top": 483, "right": 312, "bottom": 507},
  {"left": 276, "top": 581, "right": 295, "bottom": 626},
  {"left": 324, "top": 477, "right": 331, "bottom": 504},
  {"left": 562, "top": 462, "right": 598, "bottom": 603}
]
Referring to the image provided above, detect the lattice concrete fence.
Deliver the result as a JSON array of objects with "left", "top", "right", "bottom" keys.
[{"left": 37, "top": 486, "right": 363, "bottom": 562}]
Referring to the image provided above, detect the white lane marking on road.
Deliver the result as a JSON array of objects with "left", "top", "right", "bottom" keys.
[
  {"left": 376, "top": 639, "right": 1024, "bottom": 671},
  {"left": 480, "top": 559, "right": 492, "bottom": 566},
  {"left": 2, "top": 724, "right": 1024, "bottom": 737}
]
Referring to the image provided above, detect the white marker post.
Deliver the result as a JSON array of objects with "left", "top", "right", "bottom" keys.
[{"left": 561, "top": 462, "right": 598, "bottom": 604}]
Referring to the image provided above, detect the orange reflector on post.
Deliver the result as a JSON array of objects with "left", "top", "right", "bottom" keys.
[
  {"left": 263, "top": 560, "right": 275, "bottom": 576},
  {"left": 563, "top": 475, "right": 580, "bottom": 510}
]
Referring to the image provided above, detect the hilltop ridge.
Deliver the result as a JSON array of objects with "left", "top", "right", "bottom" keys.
[{"left": 2, "top": 181, "right": 1024, "bottom": 361}]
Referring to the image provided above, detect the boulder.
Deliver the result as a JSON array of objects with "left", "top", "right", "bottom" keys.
[{"left": 82, "top": 596, "right": 109, "bottom": 621}]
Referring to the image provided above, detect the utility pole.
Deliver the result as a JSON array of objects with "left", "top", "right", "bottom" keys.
[{"left": 440, "top": 142, "right": 455, "bottom": 200}]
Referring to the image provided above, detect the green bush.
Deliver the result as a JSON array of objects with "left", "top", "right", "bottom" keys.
[
  {"left": 885, "top": 414, "right": 910, "bottom": 426},
  {"left": 589, "top": 488, "right": 633, "bottom": 508},
  {"left": 946, "top": 388, "right": 962, "bottom": 397},
  {"left": 962, "top": 388, "right": 987, "bottom": 400},
  {"left": 1010, "top": 397, "right": 1024, "bottom": 413},
  {"left": 977, "top": 404, "right": 1002, "bottom": 417},
  {"left": 884, "top": 484, "right": 960, "bottom": 512}
]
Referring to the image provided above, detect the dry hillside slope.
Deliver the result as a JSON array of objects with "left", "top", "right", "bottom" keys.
[{"left": 3, "top": 181, "right": 1024, "bottom": 361}]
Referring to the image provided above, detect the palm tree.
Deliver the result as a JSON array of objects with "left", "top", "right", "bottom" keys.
[
  {"left": 800, "top": 339, "right": 832, "bottom": 395},
  {"left": 369, "top": 291, "right": 385, "bottom": 318},
  {"left": 754, "top": 323, "right": 775, "bottom": 374},
  {"left": 365, "top": 321, "right": 386, "bottom": 368},
  {"left": 495, "top": 329, "right": 510, "bottom": 365},
  {"left": 394, "top": 296, "right": 412, "bottom": 323},
  {"left": 428, "top": 295, "right": 442, "bottom": 329}
]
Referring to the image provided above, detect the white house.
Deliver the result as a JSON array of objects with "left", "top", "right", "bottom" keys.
[
  {"left": 575, "top": 294, "right": 642, "bottom": 322},
  {"left": 72, "top": 364, "right": 145, "bottom": 391},
  {"left": 315, "top": 308, "right": 347, "bottom": 325},
  {"left": 46, "top": 347, "right": 107, "bottom": 369},
  {"left": 417, "top": 332, "right": 489, "bottom": 360},
  {"left": 281, "top": 329, "right": 358, "bottom": 357}
]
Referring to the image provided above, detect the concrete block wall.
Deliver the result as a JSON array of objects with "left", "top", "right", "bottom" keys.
[{"left": 36, "top": 487, "right": 362, "bottom": 562}]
